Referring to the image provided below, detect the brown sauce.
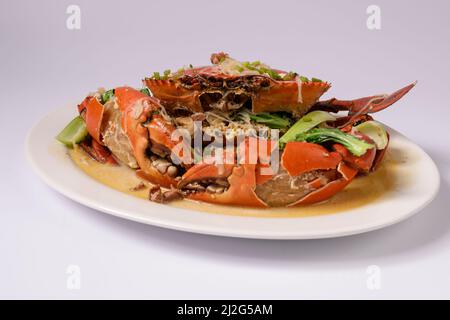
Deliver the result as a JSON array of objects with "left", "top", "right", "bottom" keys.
[{"left": 69, "top": 146, "right": 406, "bottom": 218}]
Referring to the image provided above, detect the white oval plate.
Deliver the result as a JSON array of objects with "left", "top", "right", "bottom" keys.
[{"left": 26, "top": 107, "right": 440, "bottom": 239}]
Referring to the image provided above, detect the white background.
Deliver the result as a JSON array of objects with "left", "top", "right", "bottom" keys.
[{"left": 1, "top": 0, "right": 450, "bottom": 299}]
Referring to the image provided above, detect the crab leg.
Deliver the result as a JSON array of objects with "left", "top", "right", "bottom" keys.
[
  {"left": 280, "top": 142, "right": 358, "bottom": 206},
  {"left": 289, "top": 162, "right": 358, "bottom": 206},
  {"left": 178, "top": 162, "right": 267, "bottom": 207},
  {"left": 312, "top": 82, "right": 416, "bottom": 114},
  {"left": 84, "top": 97, "right": 105, "bottom": 144}
]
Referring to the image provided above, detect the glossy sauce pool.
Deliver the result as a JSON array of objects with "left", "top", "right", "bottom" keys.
[{"left": 69, "top": 147, "right": 404, "bottom": 218}]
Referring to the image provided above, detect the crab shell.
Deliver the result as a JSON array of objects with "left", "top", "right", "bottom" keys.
[
  {"left": 79, "top": 87, "right": 180, "bottom": 188},
  {"left": 143, "top": 66, "right": 330, "bottom": 115},
  {"left": 178, "top": 134, "right": 384, "bottom": 207}
]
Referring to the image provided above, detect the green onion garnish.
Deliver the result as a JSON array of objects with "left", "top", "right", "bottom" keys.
[
  {"left": 163, "top": 69, "right": 171, "bottom": 79},
  {"left": 153, "top": 72, "right": 161, "bottom": 80},
  {"left": 299, "top": 76, "right": 309, "bottom": 82}
]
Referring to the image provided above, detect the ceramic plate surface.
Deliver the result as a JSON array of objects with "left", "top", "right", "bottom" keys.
[{"left": 26, "top": 106, "right": 440, "bottom": 239}]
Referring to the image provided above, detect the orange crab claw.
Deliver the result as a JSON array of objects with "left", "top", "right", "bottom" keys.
[
  {"left": 180, "top": 163, "right": 267, "bottom": 207},
  {"left": 281, "top": 142, "right": 342, "bottom": 176},
  {"left": 180, "top": 162, "right": 234, "bottom": 183},
  {"left": 312, "top": 82, "right": 416, "bottom": 115},
  {"left": 252, "top": 80, "right": 331, "bottom": 115},
  {"left": 333, "top": 143, "right": 376, "bottom": 173},
  {"left": 84, "top": 97, "right": 105, "bottom": 145},
  {"left": 248, "top": 140, "right": 358, "bottom": 206},
  {"left": 289, "top": 162, "right": 358, "bottom": 206},
  {"left": 332, "top": 132, "right": 377, "bottom": 173},
  {"left": 146, "top": 114, "right": 178, "bottom": 155},
  {"left": 114, "top": 87, "right": 178, "bottom": 188},
  {"left": 334, "top": 114, "right": 374, "bottom": 132}
]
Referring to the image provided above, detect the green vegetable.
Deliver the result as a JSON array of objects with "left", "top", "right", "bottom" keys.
[
  {"left": 294, "top": 128, "right": 375, "bottom": 157},
  {"left": 234, "top": 65, "right": 245, "bottom": 72},
  {"left": 249, "top": 112, "right": 291, "bottom": 129},
  {"left": 299, "top": 76, "right": 309, "bottom": 82},
  {"left": 283, "top": 72, "right": 297, "bottom": 81},
  {"left": 56, "top": 116, "right": 89, "bottom": 148},
  {"left": 163, "top": 69, "right": 171, "bottom": 79},
  {"left": 354, "top": 120, "right": 388, "bottom": 150},
  {"left": 153, "top": 72, "right": 161, "bottom": 80},
  {"left": 101, "top": 89, "right": 114, "bottom": 104},
  {"left": 242, "top": 61, "right": 257, "bottom": 71},
  {"left": 268, "top": 69, "right": 282, "bottom": 80},
  {"left": 173, "top": 68, "right": 185, "bottom": 79},
  {"left": 258, "top": 67, "right": 282, "bottom": 80},
  {"left": 280, "top": 111, "right": 336, "bottom": 145},
  {"left": 311, "top": 77, "right": 322, "bottom": 82},
  {"left": 140, "top": 88, "right": 151, "bottom": 96}
]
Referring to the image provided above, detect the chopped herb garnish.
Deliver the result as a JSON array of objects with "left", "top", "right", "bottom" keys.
[
  {"left": 161, "top": 69, "right": 171, "bottom": 80},
  {"left": 189, "top": 64, "right": 193, "bottom": 69},
  {"left": 258, "top": 67, "right": 282, "bottom": 80},
  {"left": 268, "top": 69, "right": 282, "bottom": 80},
  {"left": 299, "top": 76, "right": 310, "bottom": 82},
  {"left": 172, "top": 68, "right": 185, "bottom": 79},
  {"left": 242, "top": 61, "right": 256, "bottom": 71},
  {"left": 283, "top": 72, "right": 297, "bottom": 81},
  {"left": 311, "top": 77, "right": 322, "bottom": 82},
  {"left": 153, "top": 72, "right": 161, "bottom": 80},
  {"left": 258, "top": 67, "right": 268, "bottom": 75}
]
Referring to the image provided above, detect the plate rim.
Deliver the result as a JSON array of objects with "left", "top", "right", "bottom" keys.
[{"left": 25, "top": 107, "right": 441, "bottom": 240}]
